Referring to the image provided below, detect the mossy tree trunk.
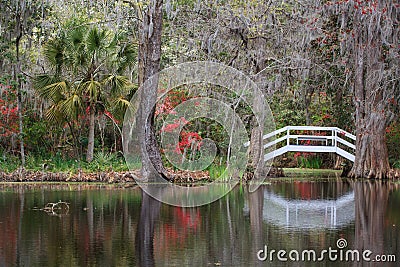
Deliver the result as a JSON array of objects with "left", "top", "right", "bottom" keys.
[{"left": 137, "top": 0, "right": 168, "bottom": 179}]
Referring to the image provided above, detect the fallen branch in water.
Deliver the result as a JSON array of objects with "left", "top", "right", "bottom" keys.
[{"left": 34, "top": 200, "right": 70, "bottom": 216}]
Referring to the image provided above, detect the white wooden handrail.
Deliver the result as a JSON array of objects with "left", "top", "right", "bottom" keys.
[{"left": 245, "top": 126, "right": 356, "bottom": 162}]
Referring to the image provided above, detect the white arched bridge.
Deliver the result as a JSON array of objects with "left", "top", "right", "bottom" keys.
[{"left": 245, "top": 126, "right": 356, "bottom": 162}]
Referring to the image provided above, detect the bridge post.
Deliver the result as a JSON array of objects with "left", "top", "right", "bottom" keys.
[
  {"left": 334, "top": 128, "right": 338, "bottom": 156},
  {"left": 286, "top": 127, "right": 290, "bottom": 146}
]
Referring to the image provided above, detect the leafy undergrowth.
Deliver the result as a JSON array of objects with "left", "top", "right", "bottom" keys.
[{"left": 0, "top": 152, "right": 131, "bottom": 174}]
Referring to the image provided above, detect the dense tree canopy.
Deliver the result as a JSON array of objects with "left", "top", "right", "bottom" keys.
[{"left": 0, "top": 0, "right": 399, "bottom": 178}]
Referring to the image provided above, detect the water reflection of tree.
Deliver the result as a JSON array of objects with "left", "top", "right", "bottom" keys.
[
  {"left": 353, "top": 181, "right": 390, "bottom": 267},
  {"left": 0, "top": 189, "right": 23, "bottom": 266},
  {"left": 2, "top": 182, "right": 400, "bottom": 266},
  {"left": 0, "top": 185, "right": 141, "bottom": 266},
  {"left": 248, "top": 185, "right": 264, "bottom": 266},
  {"left": 136, "top": 191, "right": 161, "bottom": 267}
]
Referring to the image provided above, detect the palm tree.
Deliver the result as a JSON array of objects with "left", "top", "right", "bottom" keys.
[{"left": 35, "top": 24, "right": 135, "bottom": 161}]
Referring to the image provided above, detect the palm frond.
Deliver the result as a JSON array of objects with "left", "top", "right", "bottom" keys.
[
  {"left": 109, "top": 96, "right": 133, "bottom": 121},
  {"left": 102, "top": 75, "right": 132, "bottom": 96},
  {"left": 117, "top": 43, "right": 137, "bottom": 73},
  {"left": 68, "top": 27, "right": 85, "bottom": 47},
  {"left": 43, "top": 39, "right": 65, "bottom": 72},
  {"left": 45, "top": 104, "right": 64, "bottom": 124},
  {"left": 106, "top": 31, "right": 118, "bottom": 52},
  {"left": 34, "top": 74, "right": 59, "bottom": 90},
  {"left": 86, "top": 28, "right": 109, "bottom": 54},
  {"left": 63, "top": 27, "right": 89, "bottom": 72},
  {"left": 36, "top": 79, "right": 68, "bottom": 103},
  {"left": 83, "top": 79, "right": 102, "bottom": 103},
  {"left": 59, "top": 94, "right": 83, "bottom": 120},
  {"left": 113, "top": 96, "right": 131, "bottom": 108}
]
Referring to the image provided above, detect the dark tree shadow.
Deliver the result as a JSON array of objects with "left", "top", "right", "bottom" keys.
[
  {"left": 136, "top": 190, "right": 162, "bottom": 267},
  {"left": 353, "top": 181, "right": 391, "bottom": 267}
]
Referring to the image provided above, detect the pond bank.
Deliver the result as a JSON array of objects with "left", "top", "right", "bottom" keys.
[
  {"left": 2, "top": 167, "right": 398, "bottom": 183},
  {"left": 0, "top": 169, "right": 139, "bottom": 183},
  {"left": 0, "top": 166, "right": 285, "bottom": 183}
]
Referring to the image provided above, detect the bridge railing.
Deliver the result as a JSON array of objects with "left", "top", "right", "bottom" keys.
[{"left": 245, "top": 126, "right": 356, "bottom": 162}]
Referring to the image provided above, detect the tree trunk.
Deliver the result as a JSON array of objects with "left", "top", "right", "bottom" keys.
[
  {"left": 348, "top": 32, "right": 390, "bottom": 179},
  {"left": 17, "top": 82, "right": 25, "bottom": 167},
  {"left": 334, "top": 155, "right": 342, "bottom": 170},
  {"left": 14, "top": 12, "right": 25, "bottom": 167},
  {"left": 249, "top": 125, "right": 263, "bottom": 176},
  {"left": 350, "top": 112, "right": 390, "bottom": 179},
  {"left": 137, "top": 0, "right": 167, "bottom": 178},
  {"left": 248, "top": 81, "right": 267, "bottom": 180},
  {"left": 86, "top": 107, "right": 95, "bottom": 162}
]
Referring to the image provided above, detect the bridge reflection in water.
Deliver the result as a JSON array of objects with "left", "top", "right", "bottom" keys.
[{"left": 262, "top": 190, "right": 355, "bottom": 229}]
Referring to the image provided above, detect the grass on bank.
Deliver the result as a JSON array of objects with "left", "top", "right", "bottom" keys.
[
  {"left": 0, "top": 151, "right": 234, "bottom": 181},
  {"left": 283, "top": 168, "right": 341, "bottom": 177},
  {"left": 0, "top": 152, "right": 130, "bottom": 173}
]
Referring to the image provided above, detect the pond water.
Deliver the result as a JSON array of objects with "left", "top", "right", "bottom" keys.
[{"left": 0, "top": 177, "right": 399, "bottom": 267}]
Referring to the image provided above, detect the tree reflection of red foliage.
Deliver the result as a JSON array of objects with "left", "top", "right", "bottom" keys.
[
  {"left": 154, "top": 208, "right": 201, "bottom": 255},
  {"left": 294, "top": 181, "right": 313, "bottom": 200},
  {"left": 0, "top": 203, "right": 20, "bottom": 266},
  {"left": 175, "top": 207, "right": 200, "bottom": 230}
]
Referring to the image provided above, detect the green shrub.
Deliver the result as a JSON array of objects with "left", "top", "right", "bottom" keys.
[
  {"left": 207, "top": 164, "right": 226, "bottom": 181},
  {"left": 297, "top": 155, "right": 323, "bottom": 169},
  {"left": 0, "top": 154, "right": 21, "bottom": 172}
]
